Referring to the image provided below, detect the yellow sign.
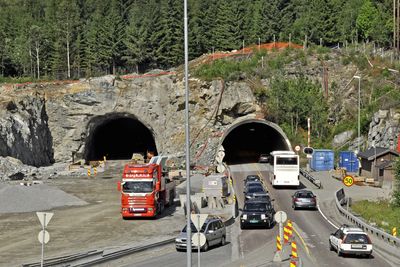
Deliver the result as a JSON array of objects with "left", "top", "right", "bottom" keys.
[
  {"left": 393, "top": 227, "right": 397, "bottom": 237},
  {"left": 343, "top": 175, "right": 354, "bottom": 187}
]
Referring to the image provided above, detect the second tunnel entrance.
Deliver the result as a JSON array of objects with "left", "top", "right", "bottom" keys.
[{"left": 221, "top": 120, "right": 291, "bottom": 164}]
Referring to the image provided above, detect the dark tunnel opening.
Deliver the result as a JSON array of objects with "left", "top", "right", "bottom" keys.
[
  {"left": 85, "top": 117, "right": 157, "bottom": 161},
  {"left": 222, "top": 121, "right": 290, "bottom": 164}
]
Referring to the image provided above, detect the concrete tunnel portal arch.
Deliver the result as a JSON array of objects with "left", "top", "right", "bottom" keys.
[
  {"left": 84, "top": 113, "right": 157, "bottom": 161},
  {"left": 221, "top": 119, "right": 292, "bottom": 164}
]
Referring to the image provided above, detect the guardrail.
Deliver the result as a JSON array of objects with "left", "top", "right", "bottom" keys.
[
  {"left": 299, "top": 169, "right": 322, "bottom": 189},
  {"left": 334, "top": 188, "right": 400, "bottom": 248},
  {"left": 22, "top": 238, "right": 175, "bottom": 267}
]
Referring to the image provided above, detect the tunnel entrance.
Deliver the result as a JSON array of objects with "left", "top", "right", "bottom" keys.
[
  {"left": 221, "top": 120, "right": 291, "bottom": 164},
  {"left": 84, "top": 114, "right": 157, "bottom": 161}
]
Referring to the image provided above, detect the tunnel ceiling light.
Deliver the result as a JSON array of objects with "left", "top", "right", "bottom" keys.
[{"left": 249, "top": 128, "right": 255, "bottom": 131}]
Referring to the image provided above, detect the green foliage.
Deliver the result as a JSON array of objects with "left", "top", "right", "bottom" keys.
[
  {"left": 195, "top": 56, "right": 258, "bottom": 81},
  {"left": 351, "top": 199, "right": 400, "bottom": 232},
  {"left": 0, "top": 0, "right": 397, "bottom": 79},
  {"left": 356, "top": 0, "right": 379, "bottom": 41},
  {"left": 266, "top": 76, "right": 329, "bottom": 142}
]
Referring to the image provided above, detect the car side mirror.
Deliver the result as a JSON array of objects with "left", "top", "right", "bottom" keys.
[
  {"left": 271, "top": 199, "right": 275, "bottom": 201},
  {"left": 117, "top": 181, "right": 121, "bottom": 191},
  {"left": 239, "top": 208, "right": 243, "bottom": 212}
]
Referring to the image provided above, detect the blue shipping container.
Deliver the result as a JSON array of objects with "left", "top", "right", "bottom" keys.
[
  {"left": 339, "top": 151, "right": 359, "bottom": 173},
  {"left": 311, "top": 149, "right": 334, "bottom": 171}
]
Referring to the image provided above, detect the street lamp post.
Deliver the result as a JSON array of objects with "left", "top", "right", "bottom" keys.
[{"left": 353, "top": 75, "right": 361, "bottom": 153}]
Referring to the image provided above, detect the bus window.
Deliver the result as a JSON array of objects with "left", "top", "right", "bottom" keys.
[{"left": 276, "top": 157, "right": 298, "bottom": 165}]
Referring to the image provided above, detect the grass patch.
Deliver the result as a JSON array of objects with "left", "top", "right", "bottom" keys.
[{"left": 351, "top": 199, "right": 400, "bottom": 233}]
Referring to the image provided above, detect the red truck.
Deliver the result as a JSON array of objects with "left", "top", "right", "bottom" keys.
[{"left": 117, "top": 156, "right": 175, "bottom": 219}]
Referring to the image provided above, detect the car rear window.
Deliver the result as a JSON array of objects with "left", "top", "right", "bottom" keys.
[
  {"left": 296, "top": 192, "right": 314, "bottom": 198},
  {"left": 343, "top": 234, "right": 370, "bottom": 244}
]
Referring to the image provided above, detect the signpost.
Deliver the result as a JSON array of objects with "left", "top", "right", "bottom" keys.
[
  {"left": 36, "top": 212, "right": 53, "bottom": 267},
  {"left": 273, "top": 211, "right": 287, "bottom": 262},
  {"left": 191, "top": 214, "right": 208, "bottom": 267},
  {"left": 343, "top": 175, "right": 354, "bottom": 187}
]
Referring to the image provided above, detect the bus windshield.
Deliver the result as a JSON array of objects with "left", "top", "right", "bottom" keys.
[
  {"left": 122, "top": 181, "right": 153, "bottom": 193},
  {"left": 276, "top": 157, "right": 298, "bottom": 165}
]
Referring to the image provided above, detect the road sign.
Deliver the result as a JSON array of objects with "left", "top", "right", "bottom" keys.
[
  {"left": 36, "top": 212, "right": 53, "bottom": 227},
  {"left": 192, "top": 232, "right": 206, "bottom": 247},
  {"left": 191, "top": 214, "right": 208, "bottom": 232},
  {"left": 294, "top": 145, "right": 301, "bottom": 152},
  {"left": 274, "top": 211, "right": 287, "bottom": 224},
  {"left": 303, "top": 147, "right": 314, "bottom": 155},
  {"left": 217, "top": 164, "right": 225, "bottom": 173},
  {"left": 38, "top": 230, "right": 50, "bottom": 244},
  {"left": 343, "top": 175, "right": 354, "bottom": 187}
]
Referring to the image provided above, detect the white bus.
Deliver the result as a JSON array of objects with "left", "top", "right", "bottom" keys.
[{"left": 269, "top": 151, "right": 299, "bottom": 188}]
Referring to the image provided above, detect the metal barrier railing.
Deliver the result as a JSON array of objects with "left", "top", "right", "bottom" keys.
[
  {"left": 334, "top": 188, "right": 400, "bottom": 247},
  {"left": 299, "top": 169, "right": 322, "bottom": 189}
]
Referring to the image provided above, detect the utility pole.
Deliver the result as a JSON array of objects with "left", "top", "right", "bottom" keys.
[
  {"left": 354, "top": 76, "right": 361, "bottom": 153},
  {"left": 184, "top": 0, "right": 192, "bottom": 266}
]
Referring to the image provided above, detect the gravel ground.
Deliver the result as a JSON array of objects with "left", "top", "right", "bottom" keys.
[
  {"left": 0, "top": 160, "right": 185, "bottom": 267},
  {"left": 0, "top": 183, "right": 87, "bottom": 213}
]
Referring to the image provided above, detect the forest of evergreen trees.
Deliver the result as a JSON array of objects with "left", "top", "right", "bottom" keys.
[{"left": 0, "top": 0, "right": 394, "bottom": 80}]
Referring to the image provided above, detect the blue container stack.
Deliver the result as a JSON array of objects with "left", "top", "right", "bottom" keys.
[
  {"left": 338, "top": 151, "right": 359, "bottom": 173},
  {"left": 310, "top": 149, "right": 334, "bottom": 171}
]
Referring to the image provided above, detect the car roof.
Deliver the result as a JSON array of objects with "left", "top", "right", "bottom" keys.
[
  {"left": 246, "top": 175, "right": 260, "bottom": 179},
  {"left": 339, "top": 225, "right": 365, "bottom": 233}
]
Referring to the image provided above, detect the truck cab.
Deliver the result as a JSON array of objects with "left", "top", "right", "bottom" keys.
[{"left": 117, "top": 156, "right": 175, "bottom": 219}]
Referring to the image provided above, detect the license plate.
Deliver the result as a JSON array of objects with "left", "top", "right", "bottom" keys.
[
  {"left": 303, "top": 199, "right": 310, "bottom": 203},
  {"left": 130, "top": 208, "right": 145, "bottom": 212},
  {"left": 250, "top": 219, "right": 258, "bottom": 223},
  {"left": 351, "top": 244, "right": 365, "bottom": 249}
]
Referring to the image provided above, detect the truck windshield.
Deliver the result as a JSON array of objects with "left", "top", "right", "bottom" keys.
[{"left": 122, "top": 181, "right": 153, "bottom": 193}]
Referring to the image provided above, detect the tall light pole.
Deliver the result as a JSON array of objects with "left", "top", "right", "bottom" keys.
[
  {"left": 353, "top": 75, "right": 361, "bottom": 153},
  {"left": 184, "top": 0, "right": 192, "bottom": 265}
]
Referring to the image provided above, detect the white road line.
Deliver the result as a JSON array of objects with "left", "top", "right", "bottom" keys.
[{"left": 317, "top": 203, "right": 339, "bottom": 229}]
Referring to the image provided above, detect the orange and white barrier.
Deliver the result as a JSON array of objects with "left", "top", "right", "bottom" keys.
[{"left": 87, "top": 168, "right": 91, "bottom": 177}]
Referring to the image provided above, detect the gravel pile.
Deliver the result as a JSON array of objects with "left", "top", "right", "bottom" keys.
[{"left": 0, "top": 183, "right": 87, "bottom": 213}]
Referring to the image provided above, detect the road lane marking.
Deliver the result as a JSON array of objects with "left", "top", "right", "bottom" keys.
[
  {"left": 317, "top": 203, "right": 339, "bottom": 229},
  {"left": 292, "top": 222, "right": 311, "bottom": 256}
]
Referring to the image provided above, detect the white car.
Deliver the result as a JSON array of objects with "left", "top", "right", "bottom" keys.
[{"left": 329, "top": 225, "right": 373, "bottom": 257}]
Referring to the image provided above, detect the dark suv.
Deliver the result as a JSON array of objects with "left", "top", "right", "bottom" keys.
[{"left": 240, "top": 200, "right": 275, "bottom": 229}]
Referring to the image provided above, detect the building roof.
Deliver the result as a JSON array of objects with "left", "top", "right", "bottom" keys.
[{"left": 357, "top": 147, "right": 399, "bottom": 161}]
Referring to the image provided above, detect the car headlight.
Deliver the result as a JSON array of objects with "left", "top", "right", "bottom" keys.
[
  {"left": 261, "top": 214, "right": 266, "bottom": 220},
  {"left": 175, "top": 238, "right": 181, "bottom": 242},
  {"left": 242, "top": 214, "right": 247, "bottom": 220}
]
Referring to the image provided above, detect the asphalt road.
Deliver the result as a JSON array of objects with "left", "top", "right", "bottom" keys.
[{"left": 234, "top": 163, "right": 391, "bottom": 267}]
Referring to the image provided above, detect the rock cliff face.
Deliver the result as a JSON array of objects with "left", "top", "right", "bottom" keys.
[
  {"left": 0, "top": 94, "right": 53, "bottom": 166},
  {"left": 368, "top": 109, "right": 400, "bottom": 149}
]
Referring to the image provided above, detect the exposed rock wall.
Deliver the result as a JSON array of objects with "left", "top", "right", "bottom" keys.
[
  {"left": 368, "top": 109, "right": 400, "bottom": 149},
  {"left": 0, "top": 94, "right": 53, "bottom": 166}
]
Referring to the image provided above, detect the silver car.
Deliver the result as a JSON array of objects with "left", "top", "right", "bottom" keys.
[{"left": 175, "top": 217, "right": 226, "bottom": 252}]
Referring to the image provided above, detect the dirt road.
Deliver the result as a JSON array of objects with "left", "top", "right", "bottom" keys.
[{"left": 0, "top": 160, "right": 184, "bottom": 267}]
